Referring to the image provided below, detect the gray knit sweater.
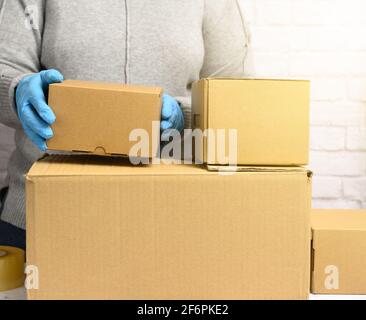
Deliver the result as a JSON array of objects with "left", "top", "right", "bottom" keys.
[{"left": 0, "top": 0, "right": 248, "bottom": 229}]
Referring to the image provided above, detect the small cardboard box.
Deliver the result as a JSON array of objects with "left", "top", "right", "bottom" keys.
[
  {"left": 192, "top": 78, "right": 310, "bottom": 166},
  {"left": 311, "top": 209, "right": 366, "bottom": 295},
  {"left": 26, "top": 155, "right": 311, "bottom": 300},
  {"left": 47, "top": 80, "right": 163, "bottom": 158}
]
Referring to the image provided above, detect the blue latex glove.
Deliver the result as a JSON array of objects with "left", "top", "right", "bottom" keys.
[
  {"left": 161, "top": 94, "right": 184, "bottom": 139},
  {"left": 16, "top": 70, "right": 64, "bottom": 151}
]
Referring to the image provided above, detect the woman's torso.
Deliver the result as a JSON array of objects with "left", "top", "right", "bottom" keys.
[
  {"left": 41, "top": 0, "right": 205, "bottom": 96},
  {"left": 2, "top": 0, "right": 207, "bottom": 229}
]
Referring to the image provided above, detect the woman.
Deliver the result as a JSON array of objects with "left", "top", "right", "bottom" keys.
[{"left": 0, "top": 0, "right": 248, "bottom": 249}]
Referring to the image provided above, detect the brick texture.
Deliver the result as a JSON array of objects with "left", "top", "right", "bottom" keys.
[{"left": 241, "top": 0, "right": 366, "bottom": 209}]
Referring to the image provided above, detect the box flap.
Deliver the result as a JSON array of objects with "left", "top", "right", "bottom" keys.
[
  {"left": 27, "top": 155, "right": 208, "bottom": 177},
  {"left": 27, "top": 155, "right": 312, "bottom": 178},
  {"left": 312, "top": 209, "right": 366, "bottom": 231},
  {"left": 52, "top": 80, "right": 163, "bottom": 95},
  {"left": 203, "top": 78, "right": 310, "bottom": 83}
]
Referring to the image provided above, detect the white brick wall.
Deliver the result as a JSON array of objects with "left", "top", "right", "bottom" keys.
[
  {"left": 0, "top": 0, "right": 365, "bottom": 209},
  {"left": 240, "top": 0, "right": 366, "bottom": 209}
]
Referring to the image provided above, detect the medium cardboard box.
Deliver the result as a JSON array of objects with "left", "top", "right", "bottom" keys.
[
  {"left": 26, "top": 155, "right": 311, "bottom": 300},
  {"left": 47, "top": 80, "right": 163, "bottom": 158},
  {"left": 311, "top": 209, "right": 366, "bottom": 295},
  {"left": 191, "top": 78, "right": 310, "bottom": 166}
]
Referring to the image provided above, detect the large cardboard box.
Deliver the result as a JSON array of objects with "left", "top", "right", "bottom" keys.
[
  {"left": 191, "top": 78, "right": 310, "bottom": 166},
  {"left": 311, "top": 209, "right": 366, "bottom": 295},
  {"left": 47, "top": 80, "right": 162, "bottom": 158},
  {"left": 26, "top": 155, "right": 311, "bottom": 300}
]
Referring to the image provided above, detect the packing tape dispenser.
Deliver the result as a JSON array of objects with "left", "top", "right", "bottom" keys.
[{"left": 0, "top": 246, "right": 25, "bottom": 292}]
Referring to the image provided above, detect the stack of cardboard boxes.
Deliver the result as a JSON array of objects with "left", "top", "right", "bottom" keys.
[{"left": 26, "top": 78, "right": 314, "bottom": 299}]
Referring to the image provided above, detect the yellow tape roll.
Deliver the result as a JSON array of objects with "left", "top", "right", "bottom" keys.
[{"left": 0, "top": 246, "right": 25, "bottom": 292}]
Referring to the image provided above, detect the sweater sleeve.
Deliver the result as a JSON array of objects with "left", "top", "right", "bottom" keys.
[
  {"left": 175, "top": 0, "right": 249, "bottom": 129},
  {"left": 201, "top": 0, "right": 249, "bottom": 78},
  {"left": 0, "top": 0, "right": 44, "bottom": 129}
]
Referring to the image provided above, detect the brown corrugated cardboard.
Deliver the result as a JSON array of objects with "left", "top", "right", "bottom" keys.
[
  {"left": 26, "top": 155, "right": 311, "bottom": 300},
  {"left": 47, "top": 80, "right": 162, "bottom": 158},
  {"left": 191, "top": 78, "right": 310, "bottom": 166},
  {"left": 311, "top": 209, "right": 366, "bottom": 295}
]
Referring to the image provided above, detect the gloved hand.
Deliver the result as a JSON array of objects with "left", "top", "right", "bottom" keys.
[
  {"left": 15, "top": 69, "right": 64, "bottom": 151},
  {"left": 160, "top": 94, "right": 184, "bottom": 139}
]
